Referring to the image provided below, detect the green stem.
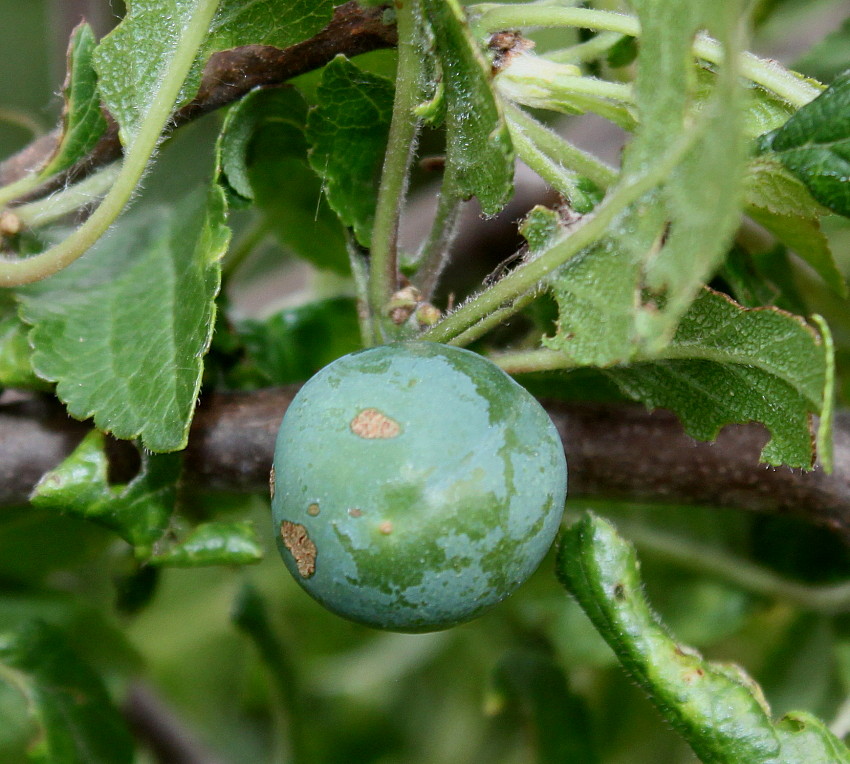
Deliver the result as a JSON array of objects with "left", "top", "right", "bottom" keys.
[
  {"left": 0, "top": 0, "right": 221, "bottom": 286},
  {"left": 613, "top": 518, "right": 850, "bottom": 615},
  {"left": 422, "top": 129, "right": 694, "bottom": 344},
  {"left": 0, "top": 175, "right": 43, "bottom": 211},
  {"left": 368, "top": 1, "right": 421, "bottom": 333},
  {"left": 505, "top": 102, "right": 617, "bottom": 192},
  {"left": 490, "top": 346, "right": 574, "bottom": 372},
  {"left": 346, "top": 232, "right": 376, "bottom": 348},
  {"left": 546, "top": 31, "right": 625, "bottom": 65},
  {"left": 449, "top": 290, "right": 538, "bottom": 347},
  {"left": 11, "top": 164, "right": 121, "bottom": 229},
  {"left": 412, "top": 175, "right": 463, "bottom": 300},
  {"left": 472, "top": 4, "right": 821, "bottom": 107}
]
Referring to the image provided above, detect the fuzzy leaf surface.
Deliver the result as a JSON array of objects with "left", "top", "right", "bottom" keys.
[
  {"left": 420, "top": 0, "right": 514, "bottom": 215},
  {"left": 307, "top": 56, "right": 394, "bottom": 247},
  {"left": 31, "top": 431, "right": 180, "bottom": 555},
  {"left": 605, "top": 289, "right": 831, "bottom": 469},
  {"left": 0, "top": 620, "right": 134, "bottom": 764},
  {"left": 758, "top": 72, "right": 850, "bottom": 218},
  {"left": 19, "top": 187, "right": 228, "bottom": 452},
  {"left": 218, "top": 87, "right": 348, "bottom": 273},
  {"left": 544, "top": 0, "right": 746, "bottom": 363},
  {"left": 557, "top": 513, "right": 782, "bottom": 763},
  {"left": 94, "top": 0, "right": 332, "bottom": 144},
  {"left": 149, "top": 522, "right": 264, "bottom": 566},
  {"left": 40, "top": 23, "right": 107, "bottom": 178}
]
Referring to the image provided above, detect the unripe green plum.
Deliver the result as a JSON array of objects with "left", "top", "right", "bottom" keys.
[{"left": 271, "top": 341, "right": 567, "bottom": 632}]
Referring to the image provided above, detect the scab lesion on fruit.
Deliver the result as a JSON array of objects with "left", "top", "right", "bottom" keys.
[
  {"left": 307, "top": 502, "right": 320, "bottom": 516},
  {"left": 378, "top": 521, "right": 394, "bottom": 535},
  {"left": 269, "top": 467, "right": 275, "bottom": 499},
  {"left": 348, "top": 508, "right": 363, "bottom": 518},
  {"left": 350, "top": 408, "right": 401, "bottom": 439},
  {"left": 280, "top": 521, "right": 317, "bottom": 578}
]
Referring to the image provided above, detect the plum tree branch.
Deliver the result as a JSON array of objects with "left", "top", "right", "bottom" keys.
[
  {"left": 3, "top": 389, "right": 850, "bottom": 541},
  {"left": 0, "top": 2, "right": 398, "bottom": 190}
]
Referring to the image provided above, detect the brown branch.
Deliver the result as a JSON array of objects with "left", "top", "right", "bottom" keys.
[
  {"left": 4, "top": 389, "right": 850, "bottom": 541},
  {"left": 0, "top": 2, "right": 397, "bottom": 188}
]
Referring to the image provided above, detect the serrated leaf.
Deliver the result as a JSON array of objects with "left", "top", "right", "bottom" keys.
[
  {"left": 217, "top": 86, "right": 309, "bottom": 202},
  {"left": 604, "top": 289, "right": 830, "bottom": 469},
  {"left": 218, "top": 87, "right": 349, "bottom": 273},
  {"left": 31, "top": 430, "right": 180, "bottom": 555},
  {"left": 758, "top": 72, "right": 850, "bottom": 218},
  {"left": 775, "top": 711, "right": 850, "bottom": 762},
  {"left": 743, "top": 156, "right": 846, "bottom": 296},
  {"left": 419, "top": 0, "right": 514, "bottom": 214},
  {"left": 236, "top": 296, "right": 361, "bottom": 384},
  {"left": 0, "top": 620, "right": 134, "bottom": 764},
  {"left": 557, "top": 513, "right": 783, "bottom": 763},
  {"left": 543, "top": 0, "right": 747, "bottom": 364},
  {"left": 307, "top": 56, "right": 394, "bottom": 247},
  {"left": 626, "top": 0, "right": 747, "bottom": 348},
  {"left": 39, "top": 23, "right": 107, "bottom": 179},
  {"left": 0, "top": 314, "right": 48, "bottom": 390},
  {"left": 18, "top": 186, "right": 228, "bottom": 452},
  {"left": 149, "top": 521, "right": 263, "bottom": 566},
  {"left": 94, "top": 0, "right": 332, "bottom": 145}
]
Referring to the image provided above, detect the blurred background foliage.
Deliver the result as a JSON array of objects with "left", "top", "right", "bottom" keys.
[{"left": 2, "top": 1, "right": 850, "bottom": 762}]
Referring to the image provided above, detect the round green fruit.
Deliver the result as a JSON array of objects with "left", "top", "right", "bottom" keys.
[{"left": 271, "top": 341, "right": 567, "bottom": 632}]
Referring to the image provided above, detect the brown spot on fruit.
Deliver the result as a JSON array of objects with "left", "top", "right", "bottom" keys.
[
  {"left": 269, "top": 467, "right": 275, "bottom": 499},
  {"left": 378, "top": 521, "right": 394, "bottom": 535},
  {"left": 280, "top": 521, "right": 317, "bottom": 578},
  {"left": 350, "top": 408, "right": 401, "bottom": 439},
  {"left": 307, "top": 502, "right": 320, "bottom": 516},
  {"left": 348, "top": 508, "right": 363, "bottom": 518}
]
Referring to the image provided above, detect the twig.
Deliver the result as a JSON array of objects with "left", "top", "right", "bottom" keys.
[
  {"left": 0, "top": 2, "right": 398, "bottom": 191},
  {"left": 122, "top": 681, "right": 226, "bottom": 764},
  {"left": 4, "top": 389, "right": 850, "bottom": 541}
]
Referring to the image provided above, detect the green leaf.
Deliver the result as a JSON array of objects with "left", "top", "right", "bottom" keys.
[
  {"left": 307, "top": 56, "right": 394, "bottom": 247},
  {"left": 604, "top": 289, "right": 831, "bottom": 469},
  {"left": 492, "top": 649, "right": 598, "bottom": 762},
  {"left": 95, "top": 0, "right": 333, "bottom": 145},
  {"left": 18, "top": 185, "right": 228, "bottom": 452},
  {"left": 236, "top": 296, "right": 362, "bottom": 385},
  {"left": 218, "top": 87, "right": 349, "bottom": 273},
  {"left": 149, "top": 522, "right": 264, "bottom": 567},
  {"left": 0, "top": 620, "right": 134, "bottom": 764},
  {"left": 776, "top": 711, "right": 850, "bottom": 762},
  {"left": 543, "top": 0, "right": 747, "bottom": 364},
  {"left": 758, "top": 72, "right": 850, "bottom": 218},
  {"left": 625, "top": 0, "right": 747, "bottom": 349},
  {"left": 39, "top": 23, "right": 107, "bottom": 179},
  {"left": 0, "top": 314, "right": 48, "bottom": 390},
  {"left": 743, "top": 157, "right": 846, "bottom": 296},
  {"left": 557, "top": 513, "right": 784, "bottom": 763},
  {"left": 31, "top": 430, "right": 181, "bottom": 556},
  {"left": 419, "top": 0, "right": 514, "bottom": 214},
  {"left": 793, "top": 17, "right": 850, "bottom": 85}
]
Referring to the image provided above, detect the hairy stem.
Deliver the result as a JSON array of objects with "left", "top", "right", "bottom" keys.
[
  {"left": 421, "top": 129, "right": 693, "bottom": 344},
  {"left": 449, "top": 290, "right": 538, "bottom": 347},
  {"left": 473, "top": 4, "right": 821, "bottom": 107},
  {"left": 0, "top": 0, "right": 221, "bottom": 286},
  {"left": 368, "top": 1, "right": 421, "bottom": 333},
  {"left": 505, "top": 103, "right": 618, "bottom": 189},
  {"left": 546, "top": 30, "right": 625, "bottom": 64},
  {"left": 11, "top": 164, "right": 121, "bottom": 229},
  {"left": 412, "top": 175, "right": 463, "bottom": 300}
]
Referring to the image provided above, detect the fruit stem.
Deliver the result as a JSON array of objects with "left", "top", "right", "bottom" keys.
[{"left": 368, "top": 1, "right": 422, "bottom": 336}]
